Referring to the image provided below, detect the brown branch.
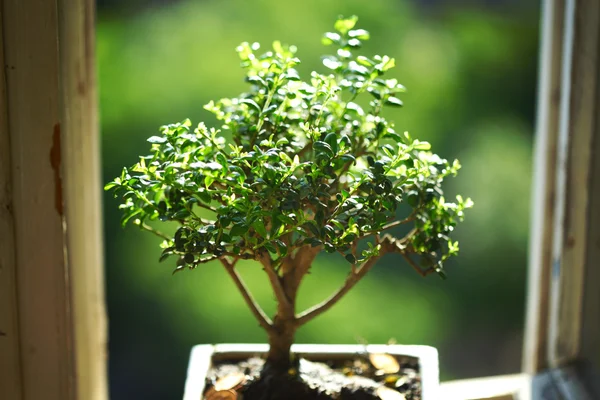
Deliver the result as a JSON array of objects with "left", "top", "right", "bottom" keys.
[
  {"left": 291, "top": 245, "right": 321, "bottom": 280},
  {"left": 219, "top": 257, "right": 274, "bottom": 332},
  {"left": 295, "top": 253, "right": 383, "bottom": 326},
  {"left": 295, "top": 234, "right": 435, "bottom": 326},
  {"left": 281, "top": 245, "right": 321, "bottom": 301},
  {"left": 257, "top": 252, "right": 293, "bottom": 313},
  {"left": 399, "top": 252, "right": 436, "bottom": 277},
  {"left": 295, "top": 237, "right": 400, "bottom": 326}
]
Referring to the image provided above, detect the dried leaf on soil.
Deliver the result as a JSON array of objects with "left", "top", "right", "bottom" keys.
[
  {"left": 214, "top": 372, "right": 247, "bottom": 391},
  {"left": 376, "top": 386, "right": 406, "bottom": 400},
  {"left": 368, "top": 353, "right": 400, "bottom": 374},
  {"left": 206, "top": 389, "right": 239, "bottom": 400}
]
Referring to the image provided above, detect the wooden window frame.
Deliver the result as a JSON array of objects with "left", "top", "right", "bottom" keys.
[
  {"left": 0, "top": 0, "right": 107, "bottom": 399},
  {"left": 444, "top": 0, "right": 600, "bottom": 398},
  {"left": 524, "top": 0, "right": 600, "bottom": 398},
  {"left": 0, "top": 0, "right": 598, "bottom": 399}
]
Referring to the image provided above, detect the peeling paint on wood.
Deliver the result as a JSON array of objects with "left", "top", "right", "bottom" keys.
[
  {"left": 50, "top": 123, "right": 63, "bottom": 216},
  {"left": 2, "top": 0, "right": 73, "bottom": 398}
]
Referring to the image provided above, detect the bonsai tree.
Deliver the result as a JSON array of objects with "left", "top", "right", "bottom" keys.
[{"left": 106, "top": 16, "right": 472, "bottom": 371}]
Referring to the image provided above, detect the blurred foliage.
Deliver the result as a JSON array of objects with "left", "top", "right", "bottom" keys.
[{"left": 98, "top": 1, "right": 538, "bottom": 399}]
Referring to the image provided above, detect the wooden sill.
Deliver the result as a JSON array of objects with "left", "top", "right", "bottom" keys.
[{"left": 439, "top": 374, "right": 529, "bottom": 400}]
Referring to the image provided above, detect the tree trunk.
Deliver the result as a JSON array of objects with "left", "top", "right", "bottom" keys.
[
  {"left": 266, "top": 326, "right": 296, "bottom": 370},
  {"left": 265, "top": 256, "right": 308, "bottom": 371},
  {"left": 266, "top": 308, "right": 297, "bottom": 370}
]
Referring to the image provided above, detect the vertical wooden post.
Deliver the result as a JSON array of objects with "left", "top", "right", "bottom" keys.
[
  {"left": 522, "top": 0, "right": 565, "bottom": 374},
  {"left": 0, "top": 0, "right": 107, "bottom": 399},
  {"left": 547, "top": 0, "right": 600, "bottom": 367},
  {"left": 57, "top": 1, "right": 109, "bottom": 399},
  {"left": 2, "top": 0, "right": 74, "bottom": 398},
  {"left": 526, "top": 0, "right": 600, "bottom": 380}
]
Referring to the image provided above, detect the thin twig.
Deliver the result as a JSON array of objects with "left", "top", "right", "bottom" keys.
[
  {"left": 194, "top": 202, "right": 218, "bottom": 213},
  {"left": 138, "top": 221, "right": 171, "bottom": 240},
  {"left": 195, "top": 256, "right": 219, "bottom": 264},
  {"left": 198, "top": 217, "right": 217, "bottom": 225},
  {"left": 219, "top": 258, "right": 274, "bottom": 332},
  {"left": 354, "top": 211, "right": 418, "bottom": 242},
  {"left": 380, "top": 212, "right": 417, "bottom": 231},
  {"left": 399, "top": 252, "right": 436, "bottom": 277}
]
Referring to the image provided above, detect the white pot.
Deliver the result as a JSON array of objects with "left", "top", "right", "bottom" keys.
[{"left": 184, "top": 343, "right": 439, "bottom": 399}]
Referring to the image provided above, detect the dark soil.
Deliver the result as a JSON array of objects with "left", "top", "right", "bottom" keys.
[{"left": 204, "top": 354, "right": 421, "bottom": 400}]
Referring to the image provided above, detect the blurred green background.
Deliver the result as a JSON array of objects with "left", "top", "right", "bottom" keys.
[{"left": 98, "top": 0, "right": 539, "bottom": 398}]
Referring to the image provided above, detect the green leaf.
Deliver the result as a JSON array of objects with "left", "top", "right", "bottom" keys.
[
  {"left": 147, "top": 136, "right": 167, "bottom": 144},
  {"left": 334, "top": 16, "right": 358, "bottom": 35},
  {"left": 285, "top": 70, "right": 301, "bottom": 81},
  {"left": 384, "top": 97, "right": 403, "bottom": 107},
  {"left": 339, "top": 154, "right": 356, "bottom": 163},
  {"left": 171, "top": 209, "right": 191, "bottom": 220},
  {"left": 263, "top": 241, "right": 277, "bottom": 253},
  {"left": 322, "top": 32, "right": 341, "bottom": 45},
  {"left": 279, "top": 152, "right": 292, "bottom": 164},
  {"left": 275, "top": 213, "right": 294, "bottom": 225},
  {"left": 120, "top": 208, "right": 142, "bottom": 227},
  {"left": 313, "top": 141, "right": 334, "bottom": 157},
  {"left": 240, "top": 99, "right": 261, "bottom": 112},
  {"left": 205, "top": 176, "right": 215, "bottom": 188},
  {"left": 216, "top": 152, "right": 228, "bottom": 168},
  {"left": 172, "top": 265, "right": 185, "bottom": 275},
  {"left": 230, "top": 223, "right": 249, "bottom": 237},
  {"left": 331, "top": 220, "right": 345, "bottom": 231},
  {"left": 383, "top": 131, "right": 403, "bottom": 143},
  {"left": 159, "top": 247, "right": 175, "bottom": 262},
  {"left": 436, "top": 266, "right": 448, "bottom": 280},
  {"left": 347, "top": 61, "right": 369, "bottom": 76},
  {"left": 275, "top": 240, "right": 288, "bottom": 256},
  {"left": 305, "top": 221, "right": 321, "bottom": 237},
  {"left": 323, "top": 133, "right": 339, "bottom": 154},
  {"left": 375, "top": 56, "right": 396, "bottom": 72},
  {"left": 345, "top": 253, "right": 356, "bottom": 264},
  {"left": 322, "top": 57, "right": 342, "bottom": 70},
  {"left": 104, "top": 181, "right": 119, "bottom": 190},
  {"left": 348, "top": 29, "right": 370, "bottom": 40},
  {"left": 356, "top": 56, "right": 374, "bottom": 67},
  {"left": 413, "top": 141, "right": 431, "bottom": 150},
  {"left": 246, "top": 75, "right": 267, "bottom": 86},
  {"left": 347, "top": 38, "right": 361, "bottom": 48},
  {"left": 253, "top": 219, "right": 268, "bottom": 238}
]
